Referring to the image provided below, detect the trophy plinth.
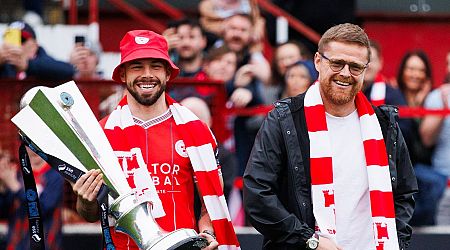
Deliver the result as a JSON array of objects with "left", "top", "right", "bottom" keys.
[{"left": 110, "top": 192, "right": 208, "bottom": 250}]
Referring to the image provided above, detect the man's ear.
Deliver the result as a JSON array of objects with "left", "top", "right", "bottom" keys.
[
  {"left": 314, "top": 52, "right": 321, "bottom": 72},
  {"left": 120, "top": 66, "right": 126, "bottom": 83},
  {"left": 166, "top": 68, "right": 172, "bottom": 81},
  {"left": 201, "top": 36, "right": 207, "bottom": 50}
]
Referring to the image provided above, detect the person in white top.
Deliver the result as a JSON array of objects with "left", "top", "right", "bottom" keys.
[{"left": 244, "top": 23, "right": 417, "bottom": 250}]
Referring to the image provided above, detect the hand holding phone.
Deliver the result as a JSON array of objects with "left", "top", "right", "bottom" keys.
[
  {"left": 75, "top": 35, "right": 85, "bottom": 46},
  {"left": 3, "top": 28, "right": 21, "bottom": 46}
]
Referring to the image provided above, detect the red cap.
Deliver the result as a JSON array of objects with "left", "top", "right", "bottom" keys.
[{"left": 111, "top": 30, "right": 179, "bottom": 83}]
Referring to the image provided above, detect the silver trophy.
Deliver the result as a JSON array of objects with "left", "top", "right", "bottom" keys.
[
  {"left": 12, "top": 81, "right": 208, "bottom": 250},
  {"left": 110, "top": 192, "right": 207, "bottom": 249}
]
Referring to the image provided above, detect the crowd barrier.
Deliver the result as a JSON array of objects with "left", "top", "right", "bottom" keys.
[
  {"left": 230, "top": 103, "right": 450, "bottom": 118},
  {"left": 2, "top": 78, "right": 450, "bottom": 206},
  {"left": 0, "top": 78, "right": 228, "bottom": 156},
  {"left": 2, "top": 78, "right": 449, "bottom": 156},
  {"left": 0, "top": 78, "right": 230, "bottom": 215}
]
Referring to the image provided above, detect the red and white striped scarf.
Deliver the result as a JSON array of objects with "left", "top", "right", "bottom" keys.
[
  {"left": 304, "top": 82, "right": 398, "bottom": 250},
  {"left": 103, "top": 94, "right": 240, "bottom": 250},
  {"left": 370, "top": 74, "right": 387, "bottom": 106}
]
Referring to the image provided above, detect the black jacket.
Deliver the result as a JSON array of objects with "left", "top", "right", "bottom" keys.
[
  {"left": 0, "top": 47, "right": 75, "bottom": 81},
  {"left": 243, "top": 93, "right": 418, "bottom": 250}
]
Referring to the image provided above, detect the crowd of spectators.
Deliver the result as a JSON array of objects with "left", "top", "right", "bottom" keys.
[
  {"left": 1, "top": 1, "right": 450, "bottom": 248},
  {"left": 0, "top": 21, "right": 102, "bottom": 82}
]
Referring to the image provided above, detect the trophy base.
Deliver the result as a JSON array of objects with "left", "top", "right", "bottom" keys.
[
  {"left": 110, "top": 192, "right": 208, "bottom": 250},
  {"left": 151, "top": 228, "right": 208, "bottom": 250}
]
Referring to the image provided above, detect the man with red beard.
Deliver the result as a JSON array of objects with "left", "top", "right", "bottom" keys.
[
  {"left": 244, "top": 23, "right": 417, "bottom": 250},
  {"left": 71, "top": 30, "right": 239, "bottom": 250}
]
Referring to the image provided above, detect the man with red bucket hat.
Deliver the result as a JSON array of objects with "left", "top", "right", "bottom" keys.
[{"left": 72, "top": 30, "right": 240, "bottom": 250}]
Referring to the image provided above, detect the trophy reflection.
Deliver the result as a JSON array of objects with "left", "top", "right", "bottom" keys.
[
  {"left": 12, "top": 81, "right": 208, "bottom": 250},
  {"left": 110, "top": 192, "right": 207, "bottom": 250}
]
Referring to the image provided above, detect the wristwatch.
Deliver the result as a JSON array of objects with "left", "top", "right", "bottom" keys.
[
  {"left": 306, "top": 233, "right": 319, "bottom": 249},
  {"left": 202, "top": 230, "right": 216, "bottom": 240}
]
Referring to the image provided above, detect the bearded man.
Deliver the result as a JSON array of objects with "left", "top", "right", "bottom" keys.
[
  {"left": 72, "top": 30, "right": 239, "bottom": 250},
  {"left": 244, "top": 23, "right": 417, "bottom": 250}
]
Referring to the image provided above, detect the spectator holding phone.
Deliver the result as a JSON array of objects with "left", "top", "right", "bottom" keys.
[
  {"left": 0, "top": 21, "right": 75, "bottom": 81},
  {"left": 69, "top": 36, "right": 103, "bottom": 80}
]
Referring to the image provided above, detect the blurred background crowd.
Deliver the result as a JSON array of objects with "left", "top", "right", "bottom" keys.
[{"left": 0, "top": 0, "right": 449, "bottom": 249}]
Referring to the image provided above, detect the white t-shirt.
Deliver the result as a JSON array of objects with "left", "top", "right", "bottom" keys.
[{"left": 326, "top": 110, "right": 376, "bottom": 249}]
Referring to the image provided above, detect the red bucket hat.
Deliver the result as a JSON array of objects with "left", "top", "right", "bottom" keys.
[{"left": 111, "top": 30, "right": 180, "bottom": 83}]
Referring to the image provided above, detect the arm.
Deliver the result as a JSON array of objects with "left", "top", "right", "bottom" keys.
[
  {"left": 420, "top": 85, "right": 450, "bottom": 147},
  {"left": 227, "top": 75, "right": 264, "bottom": 108},
  {"left": 420, "top": 115, "right": 446, "bottom": 147},
  {"left": 1, "top": 44, "right": 28, "bottom": 73},
  {"left": 199, "top": 0, "right": 220, "bottom": 19},
  {"left": 249, "top": 0, "right": 265, "bottom": 42},
  {"left": 386, "top": 86, "right": 414, "bottom": 144},
  {"left": 72, "top": 170, "right": 103, "bottom": 222},
  {"left": 26, "top": 48, "right": 76, "bottom": 80},
  {"left": 249, "top": 53, "right": 271, "bottom": 85},
  {"left": 394, "top": 124, "right": 418, "bottom": 249},
  {"left": 243, "top": 110, "right": 314, "bottom": 245},
  {"left": 0, "top": 44, "right": 7, "bottom": 66},
  {"left": 0, "top": 157, "right": 22, "bottom": 216},
  {"left": 198, "top": 0, "right": 224, "bottom": 35},
  {"left": 196, "top": 173, "right": 222, "bottom": 250},
  {"left": 162, "top": 27, "right": 181, "bottom": 50}
]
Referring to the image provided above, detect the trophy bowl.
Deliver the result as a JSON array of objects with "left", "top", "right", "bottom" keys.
[{"left": 110, "top": 192, "right": 208, "bottom": 250}]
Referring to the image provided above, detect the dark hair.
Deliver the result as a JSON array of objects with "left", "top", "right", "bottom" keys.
[
  {"left": 167, "top": 18, "right": 206, "bottom": 37},
  {"left": 396, "top": 50, "right": 433, "bottom": 92},
  {"left": 279, "top": 60, "right": 315, "bottom": 99},
  {"left": 285, "top": 60, "right": 318, "bottom": 83},
  {"left": 204, "top": 45, "right": 236, "bottom": 63},
  {"left": 285, "top": 61, "right": 312, "bottom": 80}
]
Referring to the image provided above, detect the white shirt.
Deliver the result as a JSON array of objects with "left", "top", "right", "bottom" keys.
[{"left": 326, "top": 110, "right": 376, "bottom": 249}]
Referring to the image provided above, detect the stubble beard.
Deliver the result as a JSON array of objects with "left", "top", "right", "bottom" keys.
[{"left": 179, "top": 50, "right": 198, "bottom": 62}]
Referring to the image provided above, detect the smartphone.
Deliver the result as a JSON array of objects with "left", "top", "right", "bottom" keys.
[
  {"left": 75, "top": 35, "right": 85, "bottom": 45},
  {"left": 3, "top": 28, "right": 21, "bottom": 46}
]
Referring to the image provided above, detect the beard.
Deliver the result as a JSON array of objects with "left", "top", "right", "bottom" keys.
[
  {"left": 127, "top": 77, "right": 166, "bottom": 106},
  {"left": 226, "top": 36, "right": 245, "bottom": 52},
  {"left": 178, "top": 48, "right": 198, "bottom": 62},
  {"left": 321, "top": 75, "right": 361, "bottom": 106}
]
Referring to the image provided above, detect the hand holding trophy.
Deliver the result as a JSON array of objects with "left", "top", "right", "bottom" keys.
[
  {"left": 12, "top": 81, "right": 214, "bottom": 249},
  {"left": 12, "top": 28, "right": 240, "bottom": 250}
]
